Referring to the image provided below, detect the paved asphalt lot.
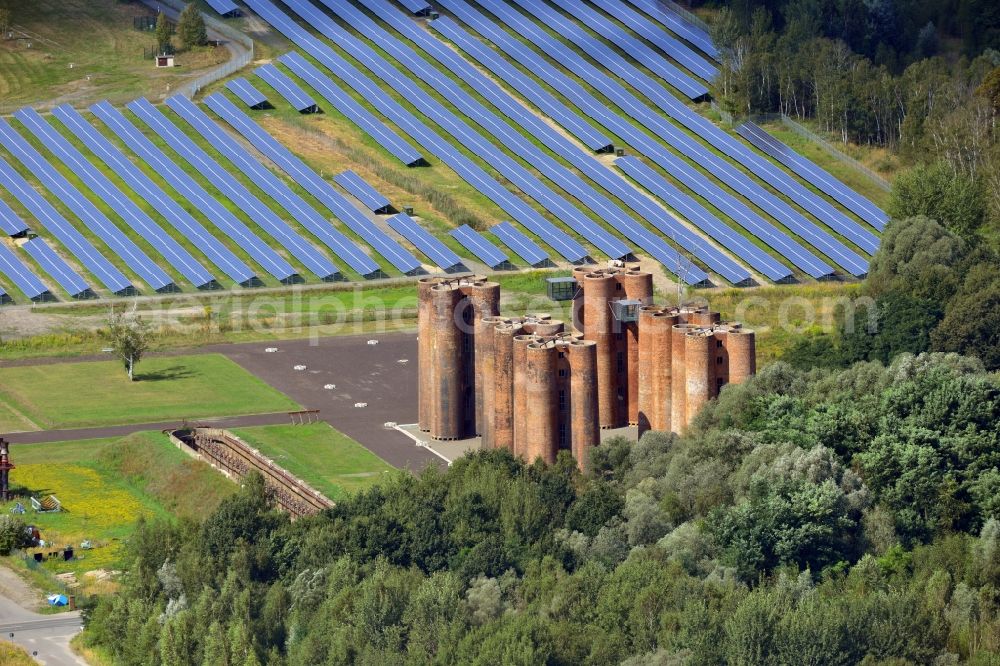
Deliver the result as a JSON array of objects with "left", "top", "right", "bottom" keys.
[
  {"left": 211, "top": 332, "right": 440, "bottom": 470},
  {"left": 0, "top": 598, "right": 84, "bottom": 665}
]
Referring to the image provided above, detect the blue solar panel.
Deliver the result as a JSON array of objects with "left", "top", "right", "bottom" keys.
[
  {"left": 350, "top": 0, "right": 731, "bottom": 283},
  {"left": 255, "top": 63, "right": 318, "bottom": 112},
  {"left": 0, "top": 117, "right": 173, "bottom": 291},
  {"left": 165, "top": 96, "right": 379, "bottom": 278},
  {"left": 387, "top": 212, "right": 462, "bottom": 271},
  {"left": 245, "top": 0, "right": 590, "bottom": 265},
  {"left": 14, "top": 107, "right": 215, "bottom": 289},
  {"left": 333, "top": 170, "right": 391, "bottom": 213},
  {"left": 0, "top": 197, "right": 28, "bottom": 236},
  {"left": 276, "top": 53, "right": 424, "bottom": 167},
  {"left": 0, "top": 157, "right": 128, "bottom": 294},
  {"left": 616, "top": 156, "right": 791, "bottom": 283},
  {"left": 545, "top": 0, "right": 707, "bottom": 99},
  {"left": 329, "top": 0, "right": 635, "bottom": 263},
  {"left": 50, "top": 104, "right": 256, "bottom": 287},
  {"left": 592, "top": 0, "right": 718, "bottom": 81},
  {"left": 127, "top": 97, "right": 339, "bottom": 281},
  {"left": 226, "top": 78, "right": 269, "bottom": 109},
  {"left": 736, "top": 121, "right": 888, "bottom": 231},
  {"left": 398, "top": 0, "right": 431, "bottom": 14},
  {"left": 490, "top": 222, "right": 548, "bottom": 266},
  {"left": 502, "top": 0, "right": 878, "bottom": 262},
  {"left": 450, "top": 224, "right": 508, "bottom": 269},
  {"left": 623, "top": 0, "right": 719, "bottom": 62},
  {"left": 203, "top": 91, "right": 423, "bottom": 274},
  {"left": 22, "top": 237, "right": 89, "bottom": 297},
  {"left": 90, "top": 100, "right": 296, "bottom": 284},
  {"left": 0, "top": 242, "right": 50, "bottom": 300},
  {"left": 205, "top": 0, "right": 240, "bottom": 15},
  {"left": 444, "top": 0, "right": 843, "bottom": 279}
]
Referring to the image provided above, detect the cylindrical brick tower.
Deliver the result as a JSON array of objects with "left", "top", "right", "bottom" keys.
[
  {"left": 637, "top": 306, "right": 659, "bottom": 437},
  {"left": 670, "top": 323, "right": 699, "bottom": 433},
  {"left": 684, "top": 330, "right": 714, "bottom": 429},
  {"left": 524, "top": 341, "right": 558, "bottom": 464},
  {"left": 512, "top": 333, "right": 537, "bottom": 457},
  {"left": 619, "top": 269, "right": 653, "bottom": 425},
  {"left": 725, "top": 328, "right": 756, "bottom": 385},
  {"left": 478, "top": 315, "right": 507, "bottom": 449},
  {"left": 528, "top": 319, "right": 564, "bottom": 337},
  {"left": 416, "top": 277, "right": 439, "bottom": 432},
  {"left": 429, "top": 284, "right": 465, "bottom": 440},
  {"left": 464, "top": 281, "right": 500, "bottom": 435},
  {"left": 687, "top": 308, "right": 721, "bottom": 326},
  {"left": 583, "top": 272, "right": 618, "bottom": 428},
  {"left": 568, "top": 339, "right": 599, "bottom": 472},
  {"left": 572, "top": 266, "right": 590, "bottom": 332},
  {"left": 493, "top": 322, "right": 519, "bottom": 451}
]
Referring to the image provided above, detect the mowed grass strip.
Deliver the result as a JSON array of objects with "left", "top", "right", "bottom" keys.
[
  {"left": 232, "top": 422, "right": 394, "bottom": 501},
  {"left": 0, "top": 354, "right": 300, "bottom": 428}
]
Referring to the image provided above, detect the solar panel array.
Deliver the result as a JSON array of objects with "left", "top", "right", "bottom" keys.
[
  {"left": 0, "top": 197, "right": 28, "bottom": 236},
  {"left": 22, "top": 237, "right": 90, "bottom": 298},
  {"left": 0, "top": 117, "right": 173, "bottom": 291},
  {"left": 165, "top": 95, "right": 380, "bottom": 279},
  {"left": 398, "top": 0, "right": 431, "bottom": 14},
  {"left": 90, "top": 100, "right": 297, "bottom": 284},
  {"left": 333, "top": 170, "right": 392, "bottom": 213},
  {"left": 50, "top": 104, "right": 256, "bottom": 288},
  {"left": 255, "top": 63, "right": 318, "bottom": 112},
  {"left": 387, "top": 213, "right": 462, "bottom": 272},
  {"left": 0, "top": 146, "right": 132, "bottom": 295},
  {"left": 450, "top": 224, "right": 508, "bottom": 269},
  {"left": 203, "top": 91, "right": 422, "bottom": 275},
  {"left": 127, "top": 97, "right": 339, "bottom": 282},
  {"left": 0, "top": 242, "right": 50, "bottom": 301},
  {"left": 244, "top": 0, "right": 590, "bottom": 265},
  {"left": 14, "top": 107, "right": 215, "bottom": 289},
  {"left": 491, "top": 222, "right": 549, "bottom": 267},
  {"left": 226, "top": 78, "right": 269, "bottom": 109},
  {"left": 623, "top": 0, "right": 719, "bottom": 62},
  {"left": 342, "top": 0, "right": 727, "bottom": 283},
  {"left": 736, "top": 121, "right": 888, "bottom": 230}
]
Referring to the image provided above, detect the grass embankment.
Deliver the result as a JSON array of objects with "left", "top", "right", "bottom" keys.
[
  {"left": 0, "top": 354, "right": 299, "bottom": 428},
  {"left": 232, "top": 422, "right": 394, "bottom": 501},
  {"left": 0, "top": 0, "right": 228, "bottom": 109},
  {"left": 0, "top": 641, "right": 37, "bottom": 665},
  {"left": 2, "top": 432, "right": 234, "bottom": 594}
]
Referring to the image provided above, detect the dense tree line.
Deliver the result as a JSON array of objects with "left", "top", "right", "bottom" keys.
[
  {"left": 785, "top": 214, "right": 1000, "bottom": 370},
  {"left": 708, "top": 0, "right": 1000, "bottom": 234},
  {"left": 80, "top": 347, "right": 1000, "bottom": 663}
]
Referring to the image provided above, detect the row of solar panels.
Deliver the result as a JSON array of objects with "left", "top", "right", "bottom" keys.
[{"left": 0, "top": 99, "right": 504, "bottom": 302}]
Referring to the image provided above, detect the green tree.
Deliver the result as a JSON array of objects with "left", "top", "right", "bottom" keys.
[
  {"left": 889, "top": 162, "right": 986, "bottom": 237},
  {"left": 106, "top": 305, "right": 151, "bottom": 381},
  {"left": 931, "top": 263, "right": 1000, "bottom": 369},
  {"left": 177, "top": 4, "right": 207, "bottom": 49},
  {"left": 0, "top": 515, "right": 27, "bottom": 555},
  {"left": 155, "top": 11, "right": 174, "bottom": 54}
]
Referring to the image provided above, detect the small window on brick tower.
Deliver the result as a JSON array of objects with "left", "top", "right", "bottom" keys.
[
  {"left": 717, "top": 356, "right": 723, "bottom": 364},
  {"left": 616, "top": 283, "right": 622, "bottom": 291},
  {"left": 558, "top": 390, "right": 566, "bottom": 411},
  {"left": 617, "top": 352, "right": 624, "bottom": 372},
  {"left": 717, "top": 340, "right": 723, "bottom": 348},
  {"left": 558, "top": 368, "right": 566, "bottom": 377}
]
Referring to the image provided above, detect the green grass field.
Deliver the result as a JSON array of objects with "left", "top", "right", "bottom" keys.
[
  {"left": 3, "top": 432, "right": 235, "bottom": 591},
  {"left": 0, "top": 354, "right": 299, "bottom": 428},
  {"left": 0, "top": 0, "right": 228, "bottom": 109},
  {"left": 232, "top": 422, "right": 394, "bottom": 500}
]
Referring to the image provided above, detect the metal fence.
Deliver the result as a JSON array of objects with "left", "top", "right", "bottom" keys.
[{"left": 137, "top": 0, "right": 254, "bottom": 100}]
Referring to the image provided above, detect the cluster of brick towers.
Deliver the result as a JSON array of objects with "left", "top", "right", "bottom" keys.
[{"left": 417, "top": 265, "right": 756, "bottom": 468}]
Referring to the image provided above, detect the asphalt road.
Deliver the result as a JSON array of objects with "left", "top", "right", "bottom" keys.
[{"left": 0, "top": 596, "right": 84, "bottom": 666}]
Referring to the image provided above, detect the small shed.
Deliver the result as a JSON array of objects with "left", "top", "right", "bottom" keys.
[
  {"left": 155, "top": 54, "right": 175, "bottom": 68},
  {"left": 546, "top": 276, "right": 578, "bottom": 301}
]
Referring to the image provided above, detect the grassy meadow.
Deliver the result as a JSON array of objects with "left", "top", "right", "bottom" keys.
[
  {"left": 232, "top": 422, "right": 394, "bottom": 500},
  {"left": 0, "top": 353, "right": 299, "bottom": 428}
]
